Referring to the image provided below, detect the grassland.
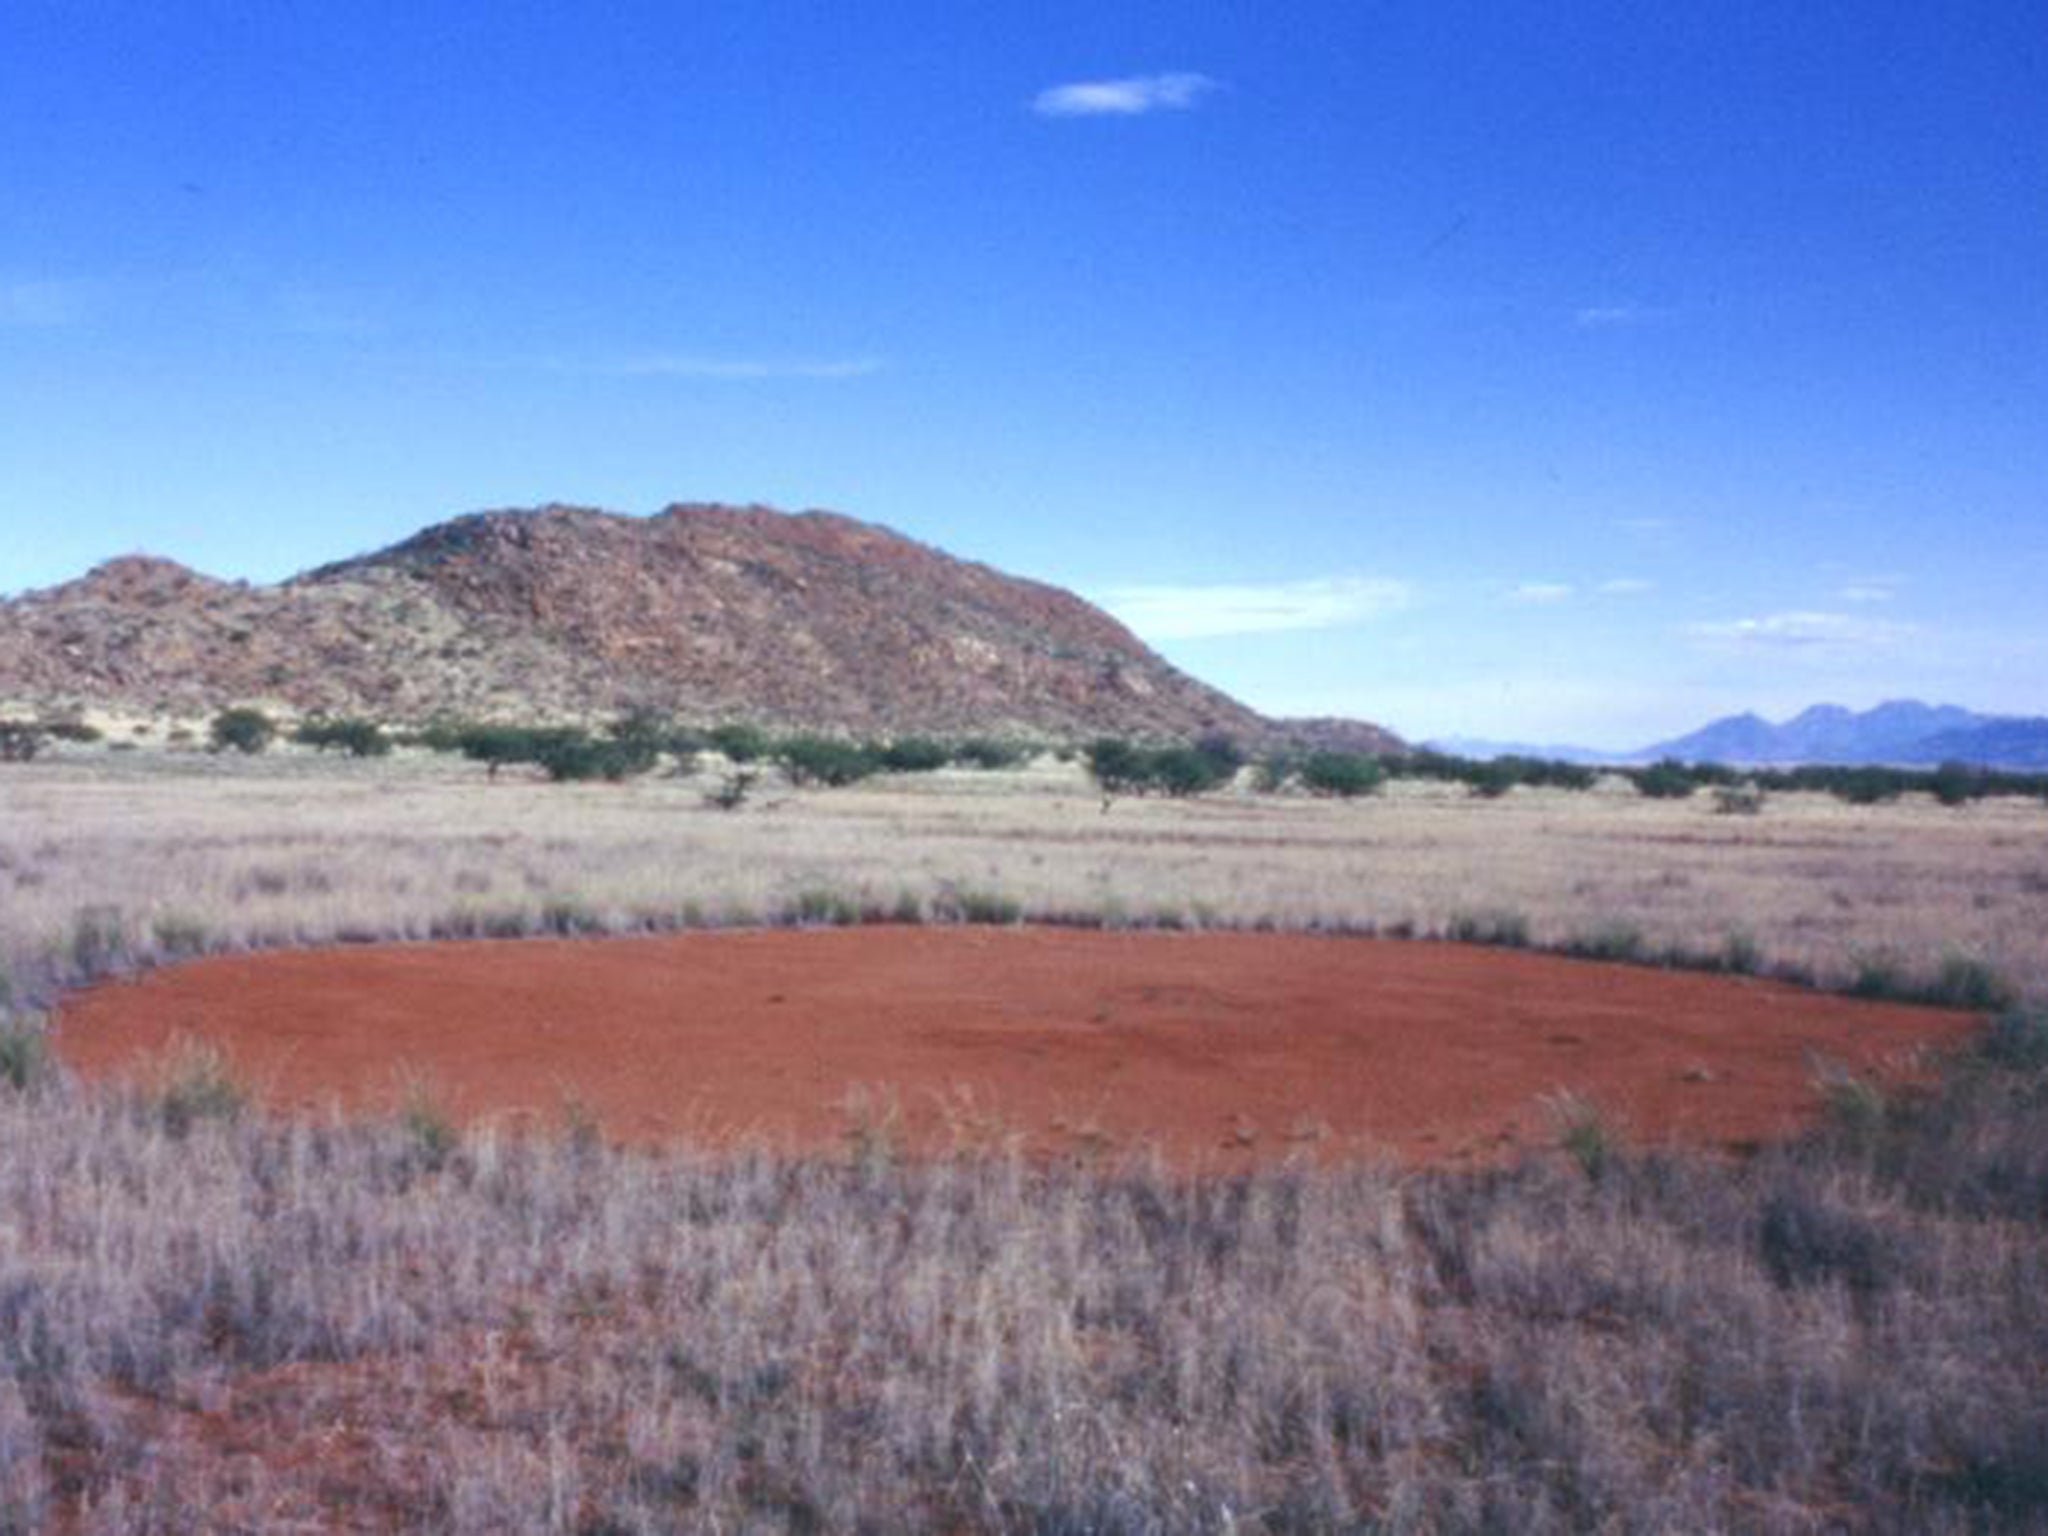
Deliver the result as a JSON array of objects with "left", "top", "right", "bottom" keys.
[
  {"left": 4, "top": 746, "right": 2045, "bottom": 1003},
  {"left": 2, "top": 745, "right": 2046, "bottom": 1530}
]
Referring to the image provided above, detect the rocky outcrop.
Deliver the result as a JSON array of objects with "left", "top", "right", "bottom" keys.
[{"left": 0, "top": 502, "right": 1402, "bottom": 747}]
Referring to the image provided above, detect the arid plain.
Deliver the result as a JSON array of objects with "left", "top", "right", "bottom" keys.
[{"left": 3, "top": 740, "right": 2046, "bottom": 1528}]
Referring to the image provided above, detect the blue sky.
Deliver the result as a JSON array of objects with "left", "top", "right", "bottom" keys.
[{"left": 3, "top": 1, "right": 2044, "bottom": 745}]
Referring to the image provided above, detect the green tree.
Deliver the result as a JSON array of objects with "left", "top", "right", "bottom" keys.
[
  {"left": 293, "top": 717, "right": 391, "bottom": 757},
  {"left": 1632, "top": 759, "right": 1697, "bottom": 800},
  {"left": 1149, "top": 746, "right": 1234, "bottom": 797},
  {"left": 209, "top": 707, "right": 276, "bottom": 755},
  {"left": 953, "top": 737, "right": 1030, "bottom": 770},
  {"left": 1299, "top": 751, "right": 1385, "bottom": 798},
  {"left": 877, "top": 736, "right": 950, "bottom": 772},
  {"left": 708, "top": 722, "right": 771, "bottom": 763},
  {"left": 1085, "top": 738, "right": 1149, "bottom": 799},
  {"left": 776, "top": 735, "right": 879, "bottom": 788}
]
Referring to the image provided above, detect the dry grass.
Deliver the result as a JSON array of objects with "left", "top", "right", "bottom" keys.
[
  {"left": 3, "top": 747, "right": 2044, "bottom": 1004},
  {"left": 3, "top": 747, "right": 2047, "bottom": 1530},
  {"left": 0, "top": 1021, "right": 2043, "bottom": 1530}
]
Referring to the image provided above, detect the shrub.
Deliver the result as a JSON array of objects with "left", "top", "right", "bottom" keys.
[
  {"left": 1084, "top": 738, "right": 1233, "bottom": 800},
  {"left": 1632, "top": 759, "right": 1697, "bottom": 800},
  {"left": 704, "top": 771, "right": 756, "bottom": 811},
  {"left": 401, "top": 1079, "right": 459, "bottom": 1172},
  {"left": 1392, "top": 748, "right": 1462, "bottom": 783},
  {"left": 1930, "top": 956, "right": 2017, "bottom": 1012},
  {"left": 1465, "top": 760, "right": 1517, "bottom": 798},
  {"left": 1979, "top": 1008, "right": 2048, "bottom": 1072},
  {"left": 39, "top": 718, "right": 102, "bottom": 743},
  {"left": 454, "top": 723, "right": 536, "bottom": 777},
  {"left": 0, "top": 1018, "right": 47, "bottom": 1092},
  {"left": 708, "top": 723, "right": 771, "bottom": 763},
  {"left": 448, "top": 725, "right": 654, "bottom": 783},
  {"left": 538, "top": 898, "right": 603, "bottom": 935},
  {"left": 209, "top": 706, "right": 276, "bottom": 754},
  {"left": 1721, "top": 931, "right": 1763, "bottom": 975},
  {"left": 931, "top": 887, "right": 1024, "bottom": 924},
  {"left": 1447, "top": 908, "right": 1531, "bottom": 947},
  {"left": 789, "top": 889, "right": 863, "bottom": 926},
  {"left": 1566, "top": 923, "right": 1648, "bottom": 963},
  {"left": 1835, "top": 768, "right": 1905, "bottom": 806},
  {"left": 532, "top": 731, "right": 657, "bottom": 784},
  {"left": 1085, "top": 738, "right": 1149, "bottom": 798},
  {"left": 1251, "top": 752, "right": 1299, "bottom": 792},
  {"left": 1298, "top": 751, "right": 1384, "bottom": 798},
  {"left": 1526, "top": 758, "right": 1599, "bottom": 791},
  {"left": 1713, "top": 783, "right": 1766, "bottom": 816},
  {"left": 1758, "top": 1184, "right": 1894, "bottom": 1295},
  {"left": 69, "top": 904, "right": 131, "bottom": 979},
  {"left": 877, "top": 737, "right": 950, "bottom": 773},
  {"left": 775, "top": 735, "right": 879, "bottom": 788},
  {"left": 610, "top": 709, "right": 702, "bottom": 761},
  {"left": 1850, "top": 951, "right": 1911, "bottom": 1000},
  {"left": 1930, "top": 760, "right": 1983, "bottom": 808},
  {"left": 1546, "top": 1091, "right": 1616, "bottom": 1180},
  {"left": 952, "top": 737, "right": 1031, "bottom": 770},
  {"left": 0, "top": 720, "right": 44, "bottom": 762},
  {"left": 1149, "top": 745, "right": 1234, "bottom": 798},
  {"left": 1386, "top": 751, "right": 1600, "bottom": 796},
  {"left": 1193, "top": 731, "right": 1246, "bottom": 776},
  {"left": 153, "top": 1041, "right": 247, "bottom": 1137},
  {"left": 1816, "top": 1068, "right": 1889, "bottom": 1144},
  {"left": 151, "top": 913, "right": 211, "bottom": 957},
  {"left": 292, "top": 716, "right": 391, "bottom": 757},
  {"left": 408, "top": 717, "right": 471, "bottom": 753}
]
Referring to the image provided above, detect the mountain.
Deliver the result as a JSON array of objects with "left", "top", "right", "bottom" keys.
[
  {"left": 1643, "top": 701, "right": 2016, "bottom": 766},
  {"left": 0, "top": 502, "right": 1399, "bottom": 748},
  {"left": 1906, "top": 718, "right": 2048, "bottom": 771},
  {"left": 1432, "top": 701, "right": 2048, "bottom": 772},
  {"left": 1425, "top": 700, "right": 2048, "bottom": 772}
]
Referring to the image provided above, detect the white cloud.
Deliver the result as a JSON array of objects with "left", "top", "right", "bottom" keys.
[
  {"left": 1597, "top": 577, "right": 1654, "bottom": 595},
  {"left": 1097, "top": 576, "right": 1410, "bottom": 641},
  {"left": 1509, "top": 581, "right": 1574, "bottom": 603},
  {"left": 1686, "top": 611, "right": 1914, "bottom": 651},
  {"left": 604, "top": 355, "right": 884, "bottom": 380},
  {"left": 1032, "top": 72, "right": 1218, "bottom": 118}
]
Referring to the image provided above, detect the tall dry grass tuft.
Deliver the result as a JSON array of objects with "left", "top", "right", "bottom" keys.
[{"left": 0, "top": 1022, "right": 2041, "bottom": 1529}]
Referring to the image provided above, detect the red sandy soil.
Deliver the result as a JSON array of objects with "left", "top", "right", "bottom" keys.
[{"left": 58, "top": 928, "right": 1978, "bottom": 1167}]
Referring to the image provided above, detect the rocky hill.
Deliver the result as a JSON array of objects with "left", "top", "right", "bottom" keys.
[{"left": 0, "top": 502, "right": 1401, "bottom": 748}]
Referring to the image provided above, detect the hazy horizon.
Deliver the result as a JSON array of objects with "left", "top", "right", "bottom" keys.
[{"left": 5, "top": 3, "right": 2044, "bottom": 744}]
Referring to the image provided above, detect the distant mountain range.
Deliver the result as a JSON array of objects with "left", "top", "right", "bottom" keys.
[{"left": 1434, "top": 700, "right": 2048, "bottom": 772}]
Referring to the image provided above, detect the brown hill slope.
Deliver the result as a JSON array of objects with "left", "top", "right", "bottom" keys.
[{"left": 0, "top": 502, "right": 1402, "bottom": 746}]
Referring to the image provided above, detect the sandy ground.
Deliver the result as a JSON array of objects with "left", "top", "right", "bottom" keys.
[{"left": 58, "top": 928, "right": 1979, "bottom": 1167}]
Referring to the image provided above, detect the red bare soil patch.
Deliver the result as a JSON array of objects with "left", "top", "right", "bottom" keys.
[{"left": 58, "top": 928, "right": 1976, "bottom": 1166}]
